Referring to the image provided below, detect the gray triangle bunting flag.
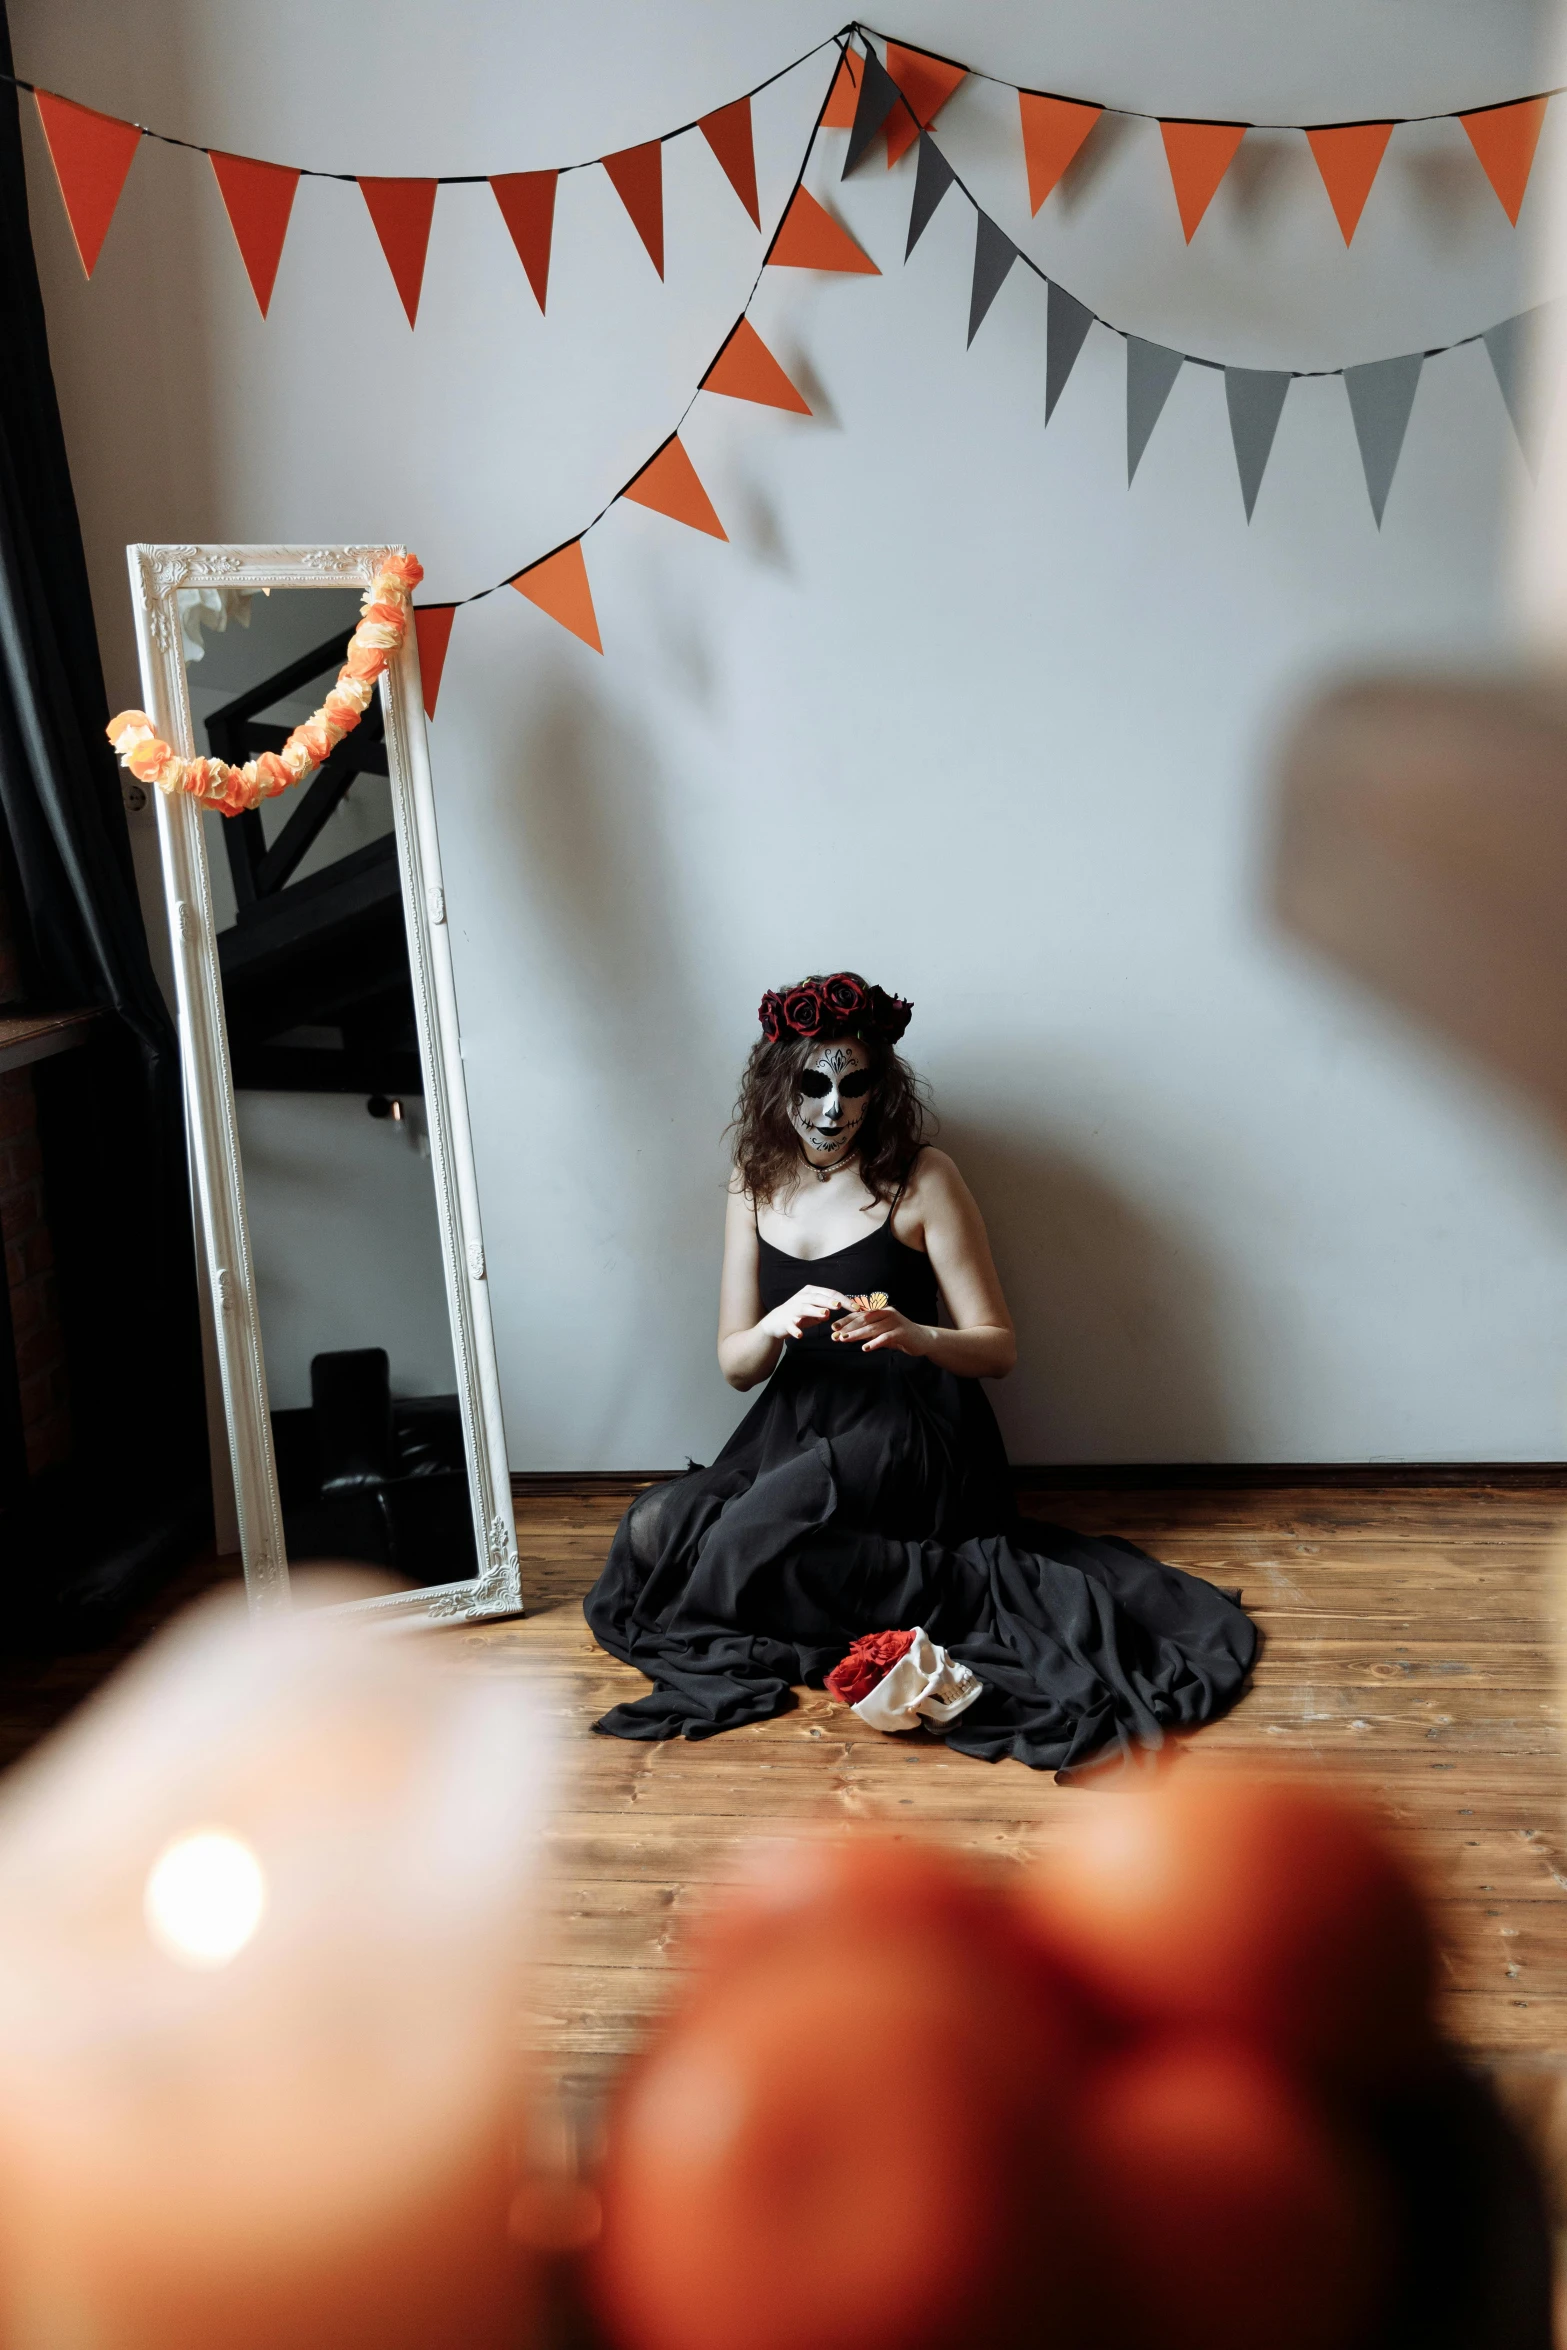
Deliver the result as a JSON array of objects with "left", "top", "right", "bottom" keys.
[
  {"left": 1343, "top": 354, "right": 1423, "bottom": 526},
  {"left": 1045, "top": 282, "right": 1094, "bottom": 424},
  {"left": 1224, "top": 368, "right": 1291, "bottom": 521},
  {"left": 843, "top": 43, "right": 903, "bottom": 177},
  {"left": 905, "top": 133, "right": 955, "bottom": 259},
  {"left": 1126, "top": 339, "right": 1183, "bottom": 483},
  {"left": 968, "top": 212, "right": 1019, "bottom": 346},
  {"left": 1484, "top": 305, "right": 1555, "bottom": 474}
]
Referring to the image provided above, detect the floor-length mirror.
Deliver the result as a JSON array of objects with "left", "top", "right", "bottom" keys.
[
  {"left": 131, "top": 548, "right": 519, "bottom": 1623},
  {"left": 182, "top": 585, "right": 476, "bottom": 1588}
]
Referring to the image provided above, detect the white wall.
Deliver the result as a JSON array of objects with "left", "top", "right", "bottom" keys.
[
  {"left": 19, "top": 0, "right": 1567, "bottom": 1466},
  {"left": 235, "top": 1093, "right": 455, "bottom": 1412}
]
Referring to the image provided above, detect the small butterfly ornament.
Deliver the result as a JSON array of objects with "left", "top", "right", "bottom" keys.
[{"left": 849, "top": 1292, "right": 888, "bottom": 1312}]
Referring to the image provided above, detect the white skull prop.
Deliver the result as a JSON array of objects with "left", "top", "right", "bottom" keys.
[{"left": 792, "top": 1039, "right": 875, "bottom": 1158}]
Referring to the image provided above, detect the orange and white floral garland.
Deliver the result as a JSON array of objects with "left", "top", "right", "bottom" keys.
[{"left": 106, "top": 552, "right": 425, "bottom": 819}]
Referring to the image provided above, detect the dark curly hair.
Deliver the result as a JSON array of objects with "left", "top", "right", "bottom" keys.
[{"left": 730, "top": 979, "right": 932, "bottom": 1206}]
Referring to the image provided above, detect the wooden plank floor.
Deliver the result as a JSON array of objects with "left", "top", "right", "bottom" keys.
[
  {"left": 1, "top": 1481, "right": 1565, "bottom": 2255},
  {"left": 460, "top": 1479, "right": 1567, "bottom": 2109}
]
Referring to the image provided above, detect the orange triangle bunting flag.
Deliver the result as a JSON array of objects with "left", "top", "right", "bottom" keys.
[
  {"left": 512, "top": 543, "right": 602, "bottom": 654},
  {"left": 1160, "top": 120, "right": 1246, "bottom": 241},
  {"left": 209, "top": 152, "right": 299, "bottom": 316},
  {"left": 1460, "top": 97, "right": 1548, "bottom": 225},
  {"left": 1018, "top": 92, "right": 1102, "bottom": 214},
  {"left": 491, "top": 171, "right": 557, "bottom": 310},
  {"left": 768, "top": 185, "right": 879, "bottom": 273},
  {"left": 34, "top": 91, "right": 140, "bottom": 277},
  {"left": 883, "top": 45, "right": 966, "bottom": 167},
  {"left": 1305, "top": 123, "right": 1392, "bottom": 244},
  {"left": 701, "top": 318, "right": 811, "bottom": 413},
  {"left": 603, "top": 142, "right": 664, "bottom": 277},
  {"left": 822, "top": 48, "right": 864, "bottom": 130},
  {"left": 412, "top": 607, "right": 456, "bottom": 719},
  {"left": 358, "top": 178, "right": 438, "bottom": 325},
  {"left": 699, "top": 96, "right": 759, "bottom": 228},
  {"left": 622, "top": 439, "right": 727, "bottom": 540}
]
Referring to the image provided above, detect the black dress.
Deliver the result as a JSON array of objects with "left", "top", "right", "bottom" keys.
[{"left": 585, "top": 1192, "right": 1257, "bottom": 1777}]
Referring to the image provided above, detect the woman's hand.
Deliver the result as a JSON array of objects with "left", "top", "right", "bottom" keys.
[
  {"left": 761, "top": 1285, "right": 852, "bottom": 1343},
  {"left": 830, "top": 1305, "right": 931, "bottom": 1357}
]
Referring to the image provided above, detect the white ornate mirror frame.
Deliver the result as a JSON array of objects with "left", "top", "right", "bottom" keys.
[{"left": 126, "top": 543, "right": 522, "bottom": 1625}]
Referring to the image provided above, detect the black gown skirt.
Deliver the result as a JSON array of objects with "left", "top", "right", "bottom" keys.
[{"left": 585, "top": 1213, "right": 1257, "bottom": 1777}]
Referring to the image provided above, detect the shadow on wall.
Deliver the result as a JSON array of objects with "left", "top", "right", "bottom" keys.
[
  {"left": 505, "top": 680, "right": 721, "bottom": 1089},
  {"left": 490, "top": 681, "right": 730, "bottom": 1452},
  {"left": 947, "top": 1120, "right": 1232, "bottom": 1466}
]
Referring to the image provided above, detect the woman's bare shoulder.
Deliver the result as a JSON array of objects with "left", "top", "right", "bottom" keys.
[{"left": 905, "top": 1146, "right": 971, "bottom": 1201}]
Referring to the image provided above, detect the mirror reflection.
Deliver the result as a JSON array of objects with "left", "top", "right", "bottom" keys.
[{"left": 181, "top": 585, "right": 477, "bottom": 1586}]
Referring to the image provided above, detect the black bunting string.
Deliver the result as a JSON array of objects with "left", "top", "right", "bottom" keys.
[
  {"left": 439, "top": 34, "right": 856, "bottom": 611},
  {"left": 16, "top": 24, "right": 1554, "bottom": 653},
  {"left": 853, "top": 32, "right": 1547, "bottom": 519},
  {"left": 851, "top": 19, "right": 1562, "bottom": 133},
  {"left": 880, "top": 70, "right": 1526, "bottom": 380},
  {"left": 2, "top": 30, "right": 851, "bottom": 181},
  {"left": 417, "top": 29, "right": 1548, "bottom": 629},
  {"left": 9, "top": 18, "right": 1561, "bottom": 176}
]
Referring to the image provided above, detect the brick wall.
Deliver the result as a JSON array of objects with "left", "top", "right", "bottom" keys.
[{"left": 0, "top": 879, "right": 72, "bottom": 1475}]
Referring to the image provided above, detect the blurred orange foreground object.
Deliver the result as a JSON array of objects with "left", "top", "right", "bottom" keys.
[
  {"left": 0, "top": 1576, "right": 554, "bottom": 2350},
  {"left": 1020, "top": 1770, "right": 1436, "bottom": 2087},
  {"left": 678, "top": 1829, "right": 1043, "bottom": 1981},
  {"left": 1081, "top": 2037, "right": 1393, "bottom": 2350},
  {"left": 590, "top": 1838, "right": 1089, "bottom": 2350}
]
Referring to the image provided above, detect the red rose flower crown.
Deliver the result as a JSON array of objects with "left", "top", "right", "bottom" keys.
[{"left": 758, "top": 972, "right": 912, "bottom": 1047}]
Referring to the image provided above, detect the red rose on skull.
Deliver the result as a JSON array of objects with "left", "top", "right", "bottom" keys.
[
  {"left": 758, "top": 992, "right": 785, "bottom": 1043},
  {"left": 825, "top": 1627, "right": 918, "bottom": 1707}
]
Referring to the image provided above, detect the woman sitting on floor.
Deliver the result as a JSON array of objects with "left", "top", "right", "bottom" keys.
[{"left": 585, "top": 973, "right": 1256, "bottom": 1775}]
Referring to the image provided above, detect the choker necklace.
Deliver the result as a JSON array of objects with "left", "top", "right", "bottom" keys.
[{"left": 806, "top": 1147, "right": 857, "bottom": 1184}]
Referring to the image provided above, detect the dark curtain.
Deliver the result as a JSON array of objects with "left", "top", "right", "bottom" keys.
[{"left": 0, "top": 4, "right": 207, "bottom": 1625}]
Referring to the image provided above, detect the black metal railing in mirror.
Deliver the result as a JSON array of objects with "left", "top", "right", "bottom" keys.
[{"left": 204, "top": 636, "right": 420, "bottom": 1099}]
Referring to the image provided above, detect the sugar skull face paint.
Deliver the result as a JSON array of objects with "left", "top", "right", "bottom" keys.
[{"left": 792, "top": 1039, "right": 875, "bottom": 1159}]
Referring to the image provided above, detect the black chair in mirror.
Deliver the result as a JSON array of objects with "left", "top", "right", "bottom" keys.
[
  {"left": 272, "top": 1349, "right": 479, "bottom": 1583},
  {"left": 206, "top": 634, "right": 420, "bottom": 1098}
]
